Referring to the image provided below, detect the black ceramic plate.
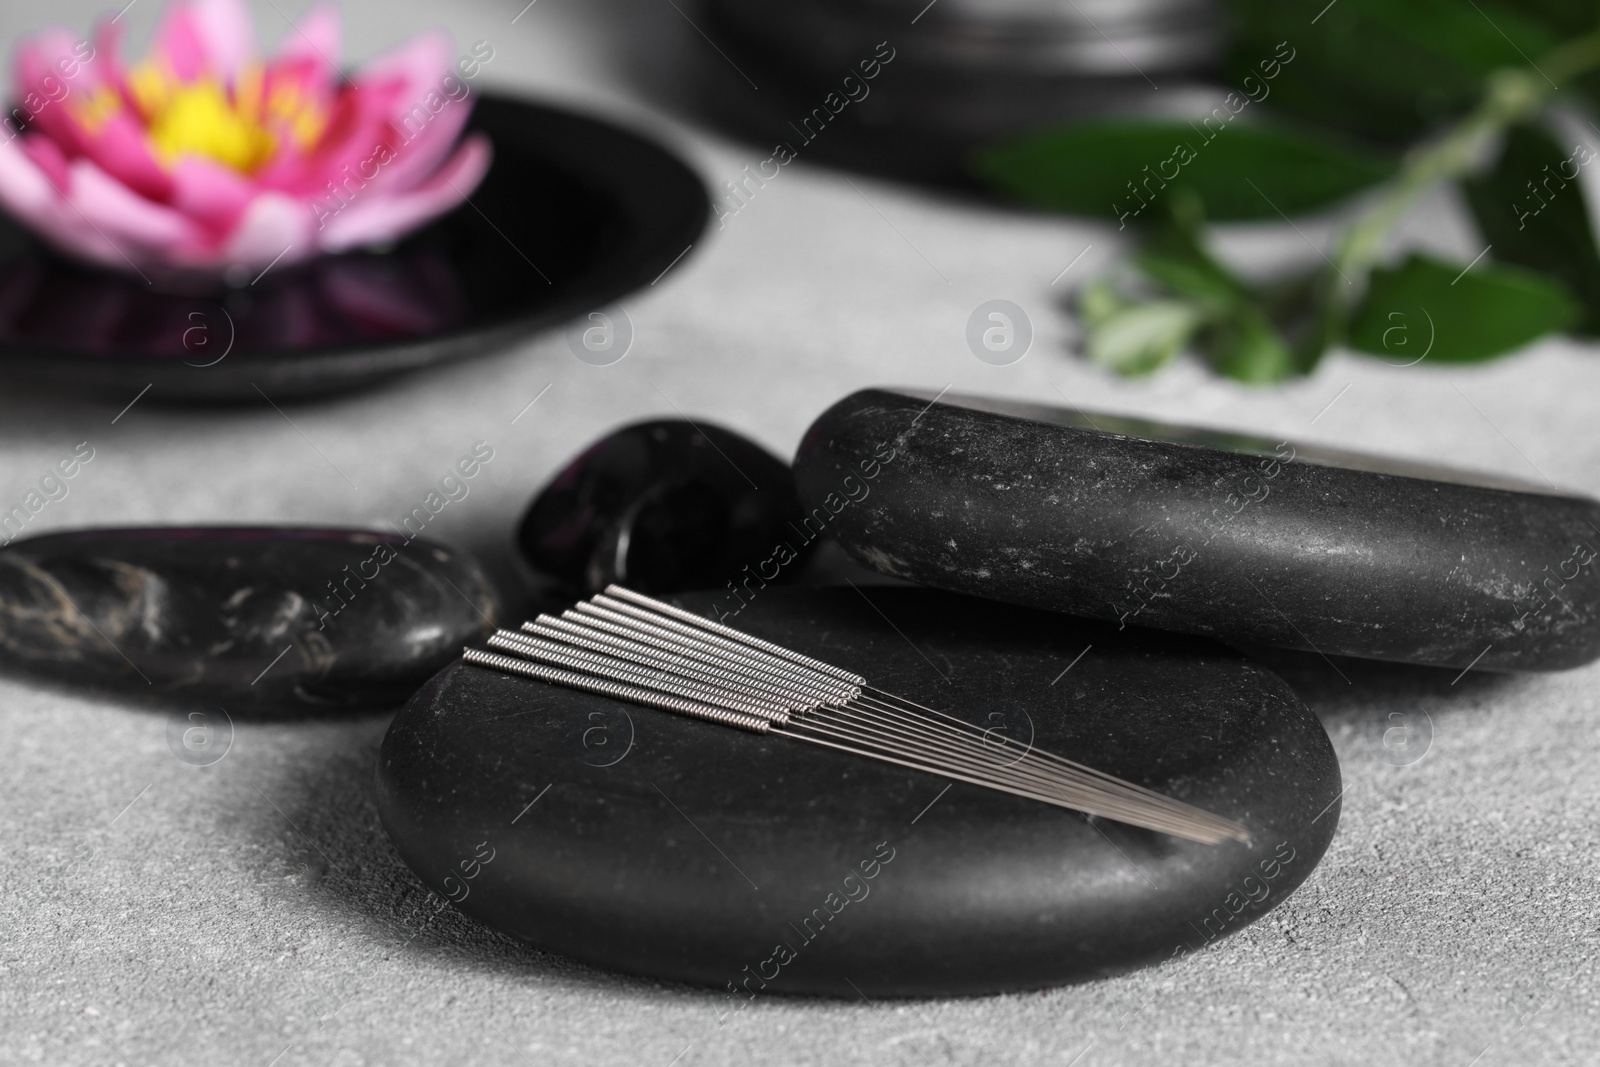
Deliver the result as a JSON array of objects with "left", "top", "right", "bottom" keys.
[{"left": 0, "top": 95, "right": 708, "bottom": 401}]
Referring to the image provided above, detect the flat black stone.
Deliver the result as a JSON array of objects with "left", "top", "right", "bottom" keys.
[
  {"left": 0, "top": 527, "right": 497, "bottom": 711},
  {"left": 517, "top": 420, "right": 814, "bottom": 596},
  {"left": 375, "top": 587, "right": 1339, "bottom": 997},
  {"left": 794, "top": 389, "right": 1600, "bottom": 672},
  {"left": 0, "top": 96, "right": 708, "bottom": 401}
]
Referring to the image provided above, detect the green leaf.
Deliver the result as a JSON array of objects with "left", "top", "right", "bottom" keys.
[
  {"left": 1078, "top": 278, "right": 1132, "bottom": 328},
  {"left": 1136, "top": 247, "right": 1244, "bottom": 310},
  {"left": 1511, "top": 0, "right": 1600, "bottom": 37},
  {"left": 1079, "top": 288, "right": 1206, "bottom": 375},
  {"left": 1463, "top": 123, "right": 1600, "bottom": 336},
  {"left": 1285, "top": 272, "right": 1347, "bottom": 376},
  {"left": 1221, "top": 0, "right": 1561, "bottom": 142},
  {"left": 1103, "top": 191, "right": 1302, "bottom": 382},
  {"left": 973, "top": 120, "right": 1394, "bottom": 222},
  {"left": 1347, "top": 254, "right": 1576, "bottom": 363},
  {"left": 1132, "top": 189, "right": 1252, "bottom": 310},
  {"left": 1199, "top": 310, "right": 1297, "bottom": 382}
]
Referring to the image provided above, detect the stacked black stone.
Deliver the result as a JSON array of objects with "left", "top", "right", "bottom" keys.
[
  {"left": 516, "top": 420, "right": 816, "bottom": 597},
  {"left": 793, "top": 388, "right": 1600, "bottom": 672},
  {"left": 378, "top": 587, "right": 1339, "bottom": 996},
  {"left": 696, "top": 0, "right": 1225, "bottom": 185},
  {"left": 380, "top": 397, "right": 1369, "bottom": 994}
]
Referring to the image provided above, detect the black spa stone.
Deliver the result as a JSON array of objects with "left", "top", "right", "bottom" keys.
[
  {"left": 793, "top": 389, "right": 1600, "bottom": 672},
  {"left": 375, "top": 587, "right": 1339, "bottom": 997},
  {"left": 0, "top": 527, "right": 497, "bottom": 711},
  {"left": 517, "top": 419, "right": 814, "bottom": 595}
]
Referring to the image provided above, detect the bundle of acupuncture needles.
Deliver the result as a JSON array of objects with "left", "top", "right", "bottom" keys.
[{"left": 462, "top": 585, "right": 1249, "bottom": 846}]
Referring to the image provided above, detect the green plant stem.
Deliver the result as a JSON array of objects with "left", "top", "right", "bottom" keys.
[{"left": 1326, "top": 28, "right": 1600, "bottom": 317}]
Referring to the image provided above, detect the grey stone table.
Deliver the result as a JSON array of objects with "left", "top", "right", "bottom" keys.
[{"left": 1, "top": 2, "right": 1596, "bottom": 1065}]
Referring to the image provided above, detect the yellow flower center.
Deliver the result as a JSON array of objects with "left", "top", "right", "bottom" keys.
[
  {"left": 68, "top": 84, "right": 125, "bottom": 134},
  {"left": 127, "top": 61, "right": 327, "bottom": 174}
]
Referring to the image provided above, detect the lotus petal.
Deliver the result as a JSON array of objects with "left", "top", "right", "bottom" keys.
[
  {"left": 374, "top": 85, "right": 475, "bottom": 193},
  {"left": 192, "top": 0, "right": 256, "bottom": 81},
  {"left": 170, "top": 153, "right": 255, "bottom": 234},
  {"left": 356, "top": 30, "right": 454, "bottom": 117},
  {"left": 221, "top": 190, "right": 315, "bottom": 267},
  {"left": 319, "top": 132, "right": 489, "bottom": 252},
  {"left": 0, "top": 140, "right": 129, "bottom": 268},
  {"left": 150, "top": 0, "right": 256, "bottom": 82},
  {"left": 273, "top": 3, "right": 341, "bottom": 78},
  {"left": 15, "top": 28, "right": 174, "bottom": 201},
  {"left": 68, "top": 156, "right": 203, "bottom": 253}
]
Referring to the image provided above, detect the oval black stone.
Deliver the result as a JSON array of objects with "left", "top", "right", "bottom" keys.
[
  {"left": 793, "top": 389, "right": 1600, "bottom": 672},
  {"left": 0, "top": 527, "right": 497, "bottom": 712},
  {"left": 375, "top": 587, "right": 1339, "bottom": 997},
  {"left": 516, "top": 420, "right": 814, "bottom": 595}
]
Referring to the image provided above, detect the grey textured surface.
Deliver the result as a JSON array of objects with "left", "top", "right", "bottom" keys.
[{"left": 1, "top": 2, "right": 1598, "bottom": 1065}]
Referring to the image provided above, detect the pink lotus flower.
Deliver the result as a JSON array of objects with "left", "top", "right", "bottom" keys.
[{"left": 0, "top": 0, "right": 492, "bottom": 277}]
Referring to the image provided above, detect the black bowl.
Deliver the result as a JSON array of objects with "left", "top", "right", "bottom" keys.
[{"left": 0, "top": 94, "right": 709, "bottom": 402}]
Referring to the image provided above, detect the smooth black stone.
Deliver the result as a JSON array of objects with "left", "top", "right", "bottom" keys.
[
  {"left": 517, "top": 420, "right": 815, "bottom": 596},
  {"left": 0, "top": 527, "right": 497, "bottom": 711},
  {"left": 375, "top": 588, "right": 1339, "bottom": 997},
  {"left": 793, "top": 389, "right": 1600, "bottom": 672},
  {"left": 0, "top": 96, "right": 708, "bottom": 401}
]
